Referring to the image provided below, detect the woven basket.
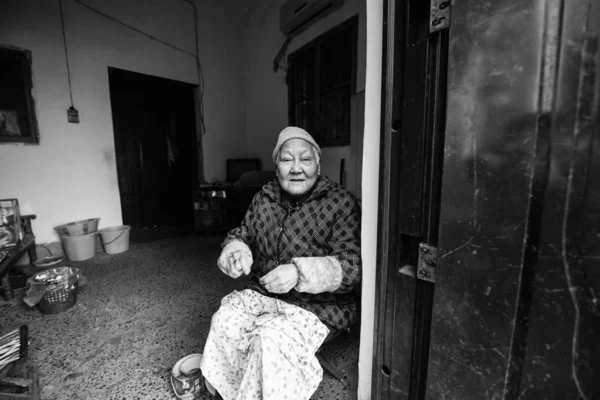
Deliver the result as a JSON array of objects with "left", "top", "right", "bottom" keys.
[{"left": 38, "top": 278, "right": 78, "bottom": 315}]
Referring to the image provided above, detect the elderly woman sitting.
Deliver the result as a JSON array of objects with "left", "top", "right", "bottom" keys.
[{"left": 200, "top": 126, "right": 362, "bottom": 400}]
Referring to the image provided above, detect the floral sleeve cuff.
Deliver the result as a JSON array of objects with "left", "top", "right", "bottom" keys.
[{"left": 292, "top": 256, "right": 343, "bottom": 294}]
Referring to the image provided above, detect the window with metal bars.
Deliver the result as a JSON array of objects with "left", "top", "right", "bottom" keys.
[{"left": 287, "top": 16, "right": 358, "bottom": 147}]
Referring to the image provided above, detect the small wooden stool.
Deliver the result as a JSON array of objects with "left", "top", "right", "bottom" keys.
[
  {"left": 0, "top": 358, "right": 40, "bottom": 400},
  {"left": 0, "top": 326, "right": 39, "bottom": 400}
]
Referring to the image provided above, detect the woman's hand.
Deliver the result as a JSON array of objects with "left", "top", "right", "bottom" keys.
[
  {"left": 259, "top": 264, "right": 299, "bottom": 294},
  {"left": 217, "top": 242, "right": 252, "bottom": 278}
]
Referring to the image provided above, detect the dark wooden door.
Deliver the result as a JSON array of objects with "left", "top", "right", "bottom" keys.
[
  {"left": 373, "top": 1, "right": 600, "bottom": 399},
  {"left": 109, "top": 68, "right": 198, "bottom": 228}
]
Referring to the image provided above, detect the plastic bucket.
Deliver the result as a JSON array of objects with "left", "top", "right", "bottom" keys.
[
  {"left": 60, "top": 232, "right": 97, "bottom": 261},
  {"left": 98, "top": 225, "right": 131, "bottom": 254},
  {"left": 55, "top": 218, "right": 100, "bottom": 237}
]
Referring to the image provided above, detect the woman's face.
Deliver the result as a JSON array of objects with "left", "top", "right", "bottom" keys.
[{"left": 276, "top": 139, "right": 320, "bottom": 197}]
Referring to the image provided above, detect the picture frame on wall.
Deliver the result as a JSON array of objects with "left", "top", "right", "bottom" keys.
[
  {"left": 0, "top": 199, "right": 22, "bottom": 250},
  {"left": 0, "top": 46, "right": 39, "bottom": 144}
]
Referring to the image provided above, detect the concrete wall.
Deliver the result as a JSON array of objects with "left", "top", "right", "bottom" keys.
[
  {"left": 358, "top": 0, "right": 382, "bottom": 397},
  {"left": 0, "top": 0, "right": 246, "bottom": 243},
  {"left": 195, "top": 2, "right": 248, "bottom": 181},
  {"left": 242, "top": 0, "right": 366, "bottom": 190}
]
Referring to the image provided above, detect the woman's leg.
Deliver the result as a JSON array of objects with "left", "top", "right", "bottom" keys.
[
  {"left": 201, "top": 290, "right": 329, "bottom": 400},
  {"left": 237, "top": 320, "right": 324, "bottom": 400},
  {"left": 201, "top": 291, "right": 256, "bottom": 399}
]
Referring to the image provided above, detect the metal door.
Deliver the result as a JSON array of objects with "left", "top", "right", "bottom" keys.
[
  {"left": 373, "top": 0, "right": 600, "bottom": 399},
  {"left": 426, "top": 0, "right": 600, "bottom": 399},
  {"left": 372, "top": 0, "right": 449, "bottom": 398}
]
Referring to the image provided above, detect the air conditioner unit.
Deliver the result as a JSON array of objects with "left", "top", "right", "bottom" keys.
[{"left": 280, "top": 0, "right": 344, "bottom": 36}]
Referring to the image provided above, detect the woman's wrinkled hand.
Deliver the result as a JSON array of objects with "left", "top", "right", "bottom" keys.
[
  {"left": 217, "top": 242, "right": 252, "bottom": 278},
  {"left": 259, "top": 264, "right": 299, "bottom": 294}
]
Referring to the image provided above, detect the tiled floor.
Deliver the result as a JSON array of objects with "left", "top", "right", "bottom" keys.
[{"left": 0, "top": 228, "right": 359, "bottom": 399}]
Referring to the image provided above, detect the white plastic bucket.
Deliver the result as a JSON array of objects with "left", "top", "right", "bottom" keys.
[
  {"left": 60, "top": 232, "right": 97, "bottom": 261},
  {"left": 98, "top": 225, "right": 131, "bottom": 254},
  {"left": 55, "top": 218, "right": 100, "bottom": 236}
]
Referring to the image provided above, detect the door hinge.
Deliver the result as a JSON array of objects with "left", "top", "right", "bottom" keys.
[
  {"left": 430, "top": 0, "right": 452, "bottom": 33},
  {"left": 397, "top": 243, "right": 438, "bottom": 283},
  {"left": 417, "top": 243, "right": 437, "bottom": 283}
]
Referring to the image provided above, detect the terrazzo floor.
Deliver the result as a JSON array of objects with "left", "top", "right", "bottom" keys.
[{"left": 0, "top": 227, "right": 359, "bottom": 400}]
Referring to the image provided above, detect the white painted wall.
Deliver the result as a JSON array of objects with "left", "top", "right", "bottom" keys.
[
  {"left": 358, "top": 0, "right": 383, "bottom": 397},
  {"left": 243, "top": 0, "right": 366, "bottom": 187},
  {"left": 0, "top": 0, "right": 246, "bottom": 243},
  {"left": 195, "top": 2, "right": 248, "bottom": 182}
]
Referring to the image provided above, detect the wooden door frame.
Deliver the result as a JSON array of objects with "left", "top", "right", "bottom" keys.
[{"left": 371, "top": 0, "right": 449, "bottom": 398}]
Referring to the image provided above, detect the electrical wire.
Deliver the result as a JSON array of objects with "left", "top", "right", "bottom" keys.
[
  {"left": 178, "top": 0, "right": 206, "bottom": 183},
  {"left": 39, "top": 244, "right": 53, "bottom": 256},
  {"left": 273, "top": 36, "right": 292, "bottom": 72},
  {"left": 58, "top": 0, "right": 74, "bottom": 107},
  {"left": 283, "top": 51, "right": 288, "bottom": 73},
  {"left": 184, "top": 0, "right": 207, "bottom": 135},
  {"left": 74, "top": 0, "right": 207, "bottom": 134},
  {"left": 74, "top": 0, "right": 196, "bottom": 58}
]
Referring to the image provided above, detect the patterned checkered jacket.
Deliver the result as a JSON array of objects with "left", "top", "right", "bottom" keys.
[{"left": 223, "top": 175, "right": 362, "bottom": 333}]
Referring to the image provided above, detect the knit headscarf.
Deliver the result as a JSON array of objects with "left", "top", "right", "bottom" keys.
[{"left": 272, "top": 126, "right": 321, "bottom": 165}]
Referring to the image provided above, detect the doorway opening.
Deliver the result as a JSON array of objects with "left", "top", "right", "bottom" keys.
[{"left": 108, "top": 67, "right": 199, "bottom": 230}]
